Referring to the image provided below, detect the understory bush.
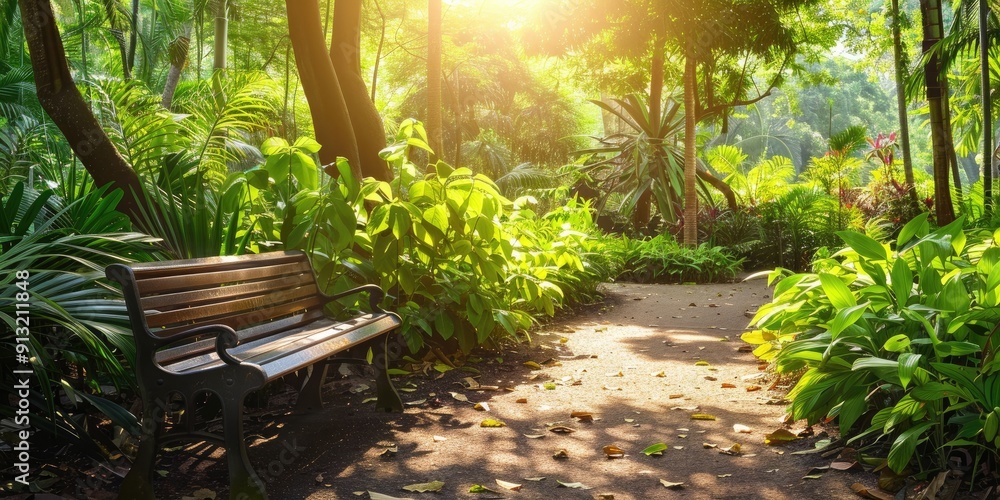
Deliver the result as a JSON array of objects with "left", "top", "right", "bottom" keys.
[
  {"left": 273, "top": 120, "right": 613, "bottom": 354},
  {"left": 744, "top": 214, "right": 1000, "bottom": 475},
  {"left": 609, "top": 234, "right": 742, "bottom": 283}
]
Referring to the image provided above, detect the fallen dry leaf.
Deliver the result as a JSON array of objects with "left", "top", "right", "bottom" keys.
[
  {"left": 523, "top": 434, "right": 545, "bottom": 439},
  {"left": 516, "top": 398, "right": 528, "bottom": 404},
  {"left": 524, "top": 361, "right": 542, "bottom": 370},
  {"left": 703, "top": 443, "right": 718, "bottom": 449},
  {"left": 433, "top": 435, "right": 447, "bottom": 442},
  {"left": 368, "top": 492, "right": 415, "bottom": 500},
  {"left": 851, "top": 483, "right": 893, "bottom": 500},
  {"left": 556, "top": 480, "right": 591, "bottom": 489},
  {"left": 719, "top": 443, "right": 742, "bottom": 456},
  {"left": 495, "top": 479, "right": 522, "bottom": 491},
  {"left": 764, "top": 428, "right": 799, "bottom": 446},
  {"left": 603, "top": 445, "right": 625, "bottom": 458},
  {"left": 830, "top": 461, "right": 861, "bottom": 471},
  {"left": 721, "top": 383, "right": 737, "bottom": 389},
  {"left": 571, "top": 411, "right": 594, "bottom": 422},
  {"left": 402, "top": 481, "right": 445, "bottom": 493},
  {"left": 695, "top": 361, "right": 710, "bottom": 366},
  {"left": 480, "top": 419, "right": 506, "bottom": 428},
  {"left": 733, "top": 424, "right": 752, "bottom": 433},
  {"left": 746, "top": 385, "right": 762, "bottom": 392},
  {"left": 449, "top": 392, "right": 469, "bottom": 402},
  {"left": 315, "top": 473, "right": 324, "bottom": 483},
  {"left": 523, "top": 477, "right": 546, "bottom": 481},
  {"left": 660, "top": 480, "right": 684, "bottom": 489},
  {"left": 690, "top": 413, "right": 717, "bottom": 421},
  {"left": 473, "top": 402, "right": 489, "bottom": 411},
  {"left": 549, "top": 425, "right": 576, "bottom": 434},
  {"left": 553, "top": 449, "right": 569, "bottom": 459},
  {"left": 652, "top": 371, "right": 666, "bottom": 377}
]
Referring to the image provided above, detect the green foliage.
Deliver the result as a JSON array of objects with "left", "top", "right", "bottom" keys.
[
  {"left": 579, "top": 94, "right": 701, "bottom": 224},
  {"left": 266, "top": 122, "right": 611, "bottom": 354},
  {"left": 608, "top": 234, "right": 742, "bottom": 284},
  {"left": 745, "top": 214, "right": 1000, "bottom": 473},
  {"left": 0, "top": 181, "right": 158, "bottom": 460}
]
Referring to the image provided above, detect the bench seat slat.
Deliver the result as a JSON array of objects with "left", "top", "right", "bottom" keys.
[
  {"left": 135, "top": 261, "right": 313, "bottom": 296},
  {"left": 154, "top": 309, "right": 328, "bottom": 365},
  {"left": 162, "top": 313, "right": 400, "bottom": 379},
  {"left": 141, "top": 274, "right": 315, "bottom": 311}
]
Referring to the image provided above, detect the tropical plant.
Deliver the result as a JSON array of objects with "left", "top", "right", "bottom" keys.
[
  {"left": 608, "top": 233, "right": 742, "bottom": 284},
  {"left": 578, "top": 94, "right": 693, "bottom": 226},
  {"left": 0, "top": 181, "right": 158, "bottom": 463},
  {"left": 745, "top": 214, "right": 1000, "bottom": 474}
]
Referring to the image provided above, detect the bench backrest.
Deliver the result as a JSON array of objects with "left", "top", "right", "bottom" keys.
[{"left": 107, "top": 251, "right": 328, "bottom": 360}]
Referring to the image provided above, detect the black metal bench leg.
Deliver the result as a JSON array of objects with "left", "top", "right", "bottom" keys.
[
  {"left": 118, "top": 403, "right": 162, "bottom": 500},
  {"left": 221, "top": 392, "right": 267, "bottom": 500},
  {"left": 293, "top": 364, "right": 328, "bottom": 414},
  {"left": 375, "top": 338, "right": 403, "bottom": 413}
]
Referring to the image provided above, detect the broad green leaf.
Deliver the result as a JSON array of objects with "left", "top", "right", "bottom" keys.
[
  {"left": 292, "top": 136, "right": 322, "bottom": 153},
  {"left": 890, "top": 258, "right": 913, "bottom": 307},
  {"left": 837, "top": 230, "right": 887, "bottom": 261},
  {"left": 897, "top": 353, "right": 921, "bottom": 389},
  {"left": 910, "top": 382, "right": 958, "bottom": 401},
  {"left": 883, "top": 334, "right": 910, "bottom": 353},
  {"left": 827, "top": 302, "right": 868, "bottom": 339},
  {"left": 887, "top": 422, "right": 934, "bottom": 473},
  {"left": 897, "top": 212, "right": 929, "bottom": 249},
  {"left": 261, "top": 137, "right": 289, "bottom": 156},
  {"left": 819, "top": 273, "right": 857, "bottom": 309}
]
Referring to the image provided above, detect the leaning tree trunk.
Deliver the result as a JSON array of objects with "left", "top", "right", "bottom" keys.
[
  {"left": 161, "top": 33, "right": 190, "bottom": 110},
  {"left": 683, "top": 45, "right": 699, "bottom": 246},
  {"left": 19, "top": 0, "right": 145, "bottom": 223},
  {"left": 330, "top": 0, "right": 391, "bottom": 181},
  {"left": 920, "top": 0, "right": 956, "bottom": 224},
  {"left": 427, "top": 0, "right": 443, "bottom": 158},
  {"left": 286, "top": 0, "right": 362, "bottom": 178},
  {"left": 892, "top": 0, "right": 920, "bottom": 213}
]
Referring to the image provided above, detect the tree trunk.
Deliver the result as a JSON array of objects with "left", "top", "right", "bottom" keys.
[
  {"left": 19, "top": 0, "right": 145, "bottom": 223},
  {"left": 683, "top": 46, "right": 699, "bottom": 246},
  {"left": 920, "top": 0, "right": 955, "bottom": 224},
  {"left": 330, "top": 0, "right": 391, "bottom": 181},
  {"left": 128, "top": 0, "right": 139, "bottom": 74},
  {"left": 983, "top": 0, "right": 994, "bottom": 214},
  {"left": 286, "top": 0, "right": 362, "bottom": 178},
  {"left": 633, "top": 32, "right": 665, "bottom": 230},
  {"left": 892, "top": 0, "right": 920, "bottom": 213},
  {"left": 427, "top": 0, "right": 443, "bottom": 158},
  {"left": 212, "top": 0, "right": 228, "bottom": 102},
  {"left": 697, "top": 168, "right": 737, "bottom": 212},
  {"left": 161, "top": 34, "right": 189, "bottom": 110}
]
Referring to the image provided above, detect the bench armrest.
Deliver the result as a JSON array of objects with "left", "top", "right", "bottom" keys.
[
  {"left": 153, "top": 323, "right": 244, "bottom": 366},
  {"left": 325, "top": 284, "right": 388, "bottom": 313}
]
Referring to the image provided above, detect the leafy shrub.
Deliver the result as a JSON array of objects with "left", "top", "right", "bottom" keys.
[
  {"left": 0, "top": 182, "right": 158, "bottom": 460},
  {"left": 270, "top": 121, "right": 612, "bottom": 354},
  {"left": 609, "top": 234, "right": 742, "bottom": 284},
  {"left": 745, "top": 214, "right": 1000, "bottom": 474}
]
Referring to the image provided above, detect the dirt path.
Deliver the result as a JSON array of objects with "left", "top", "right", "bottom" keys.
[
  {"left": 154, "top": 282, "right": 876, "bottom": 499},
  {"left": 219, "top": 281, "right": 870, "bottom": 500}
]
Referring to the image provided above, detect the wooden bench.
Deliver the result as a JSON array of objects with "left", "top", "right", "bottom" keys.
[{"left": 106, "top": 251, "right": 403, "bottom": 499}]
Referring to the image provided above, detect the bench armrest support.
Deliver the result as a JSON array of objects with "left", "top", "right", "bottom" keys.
[{"left": 325, "top": 284, "right": 387, "bottom": 313}]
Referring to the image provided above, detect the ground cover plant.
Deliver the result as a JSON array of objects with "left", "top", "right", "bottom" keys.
[{"left": 744, "top": 214, "right": 1000, "bottom": 481}]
